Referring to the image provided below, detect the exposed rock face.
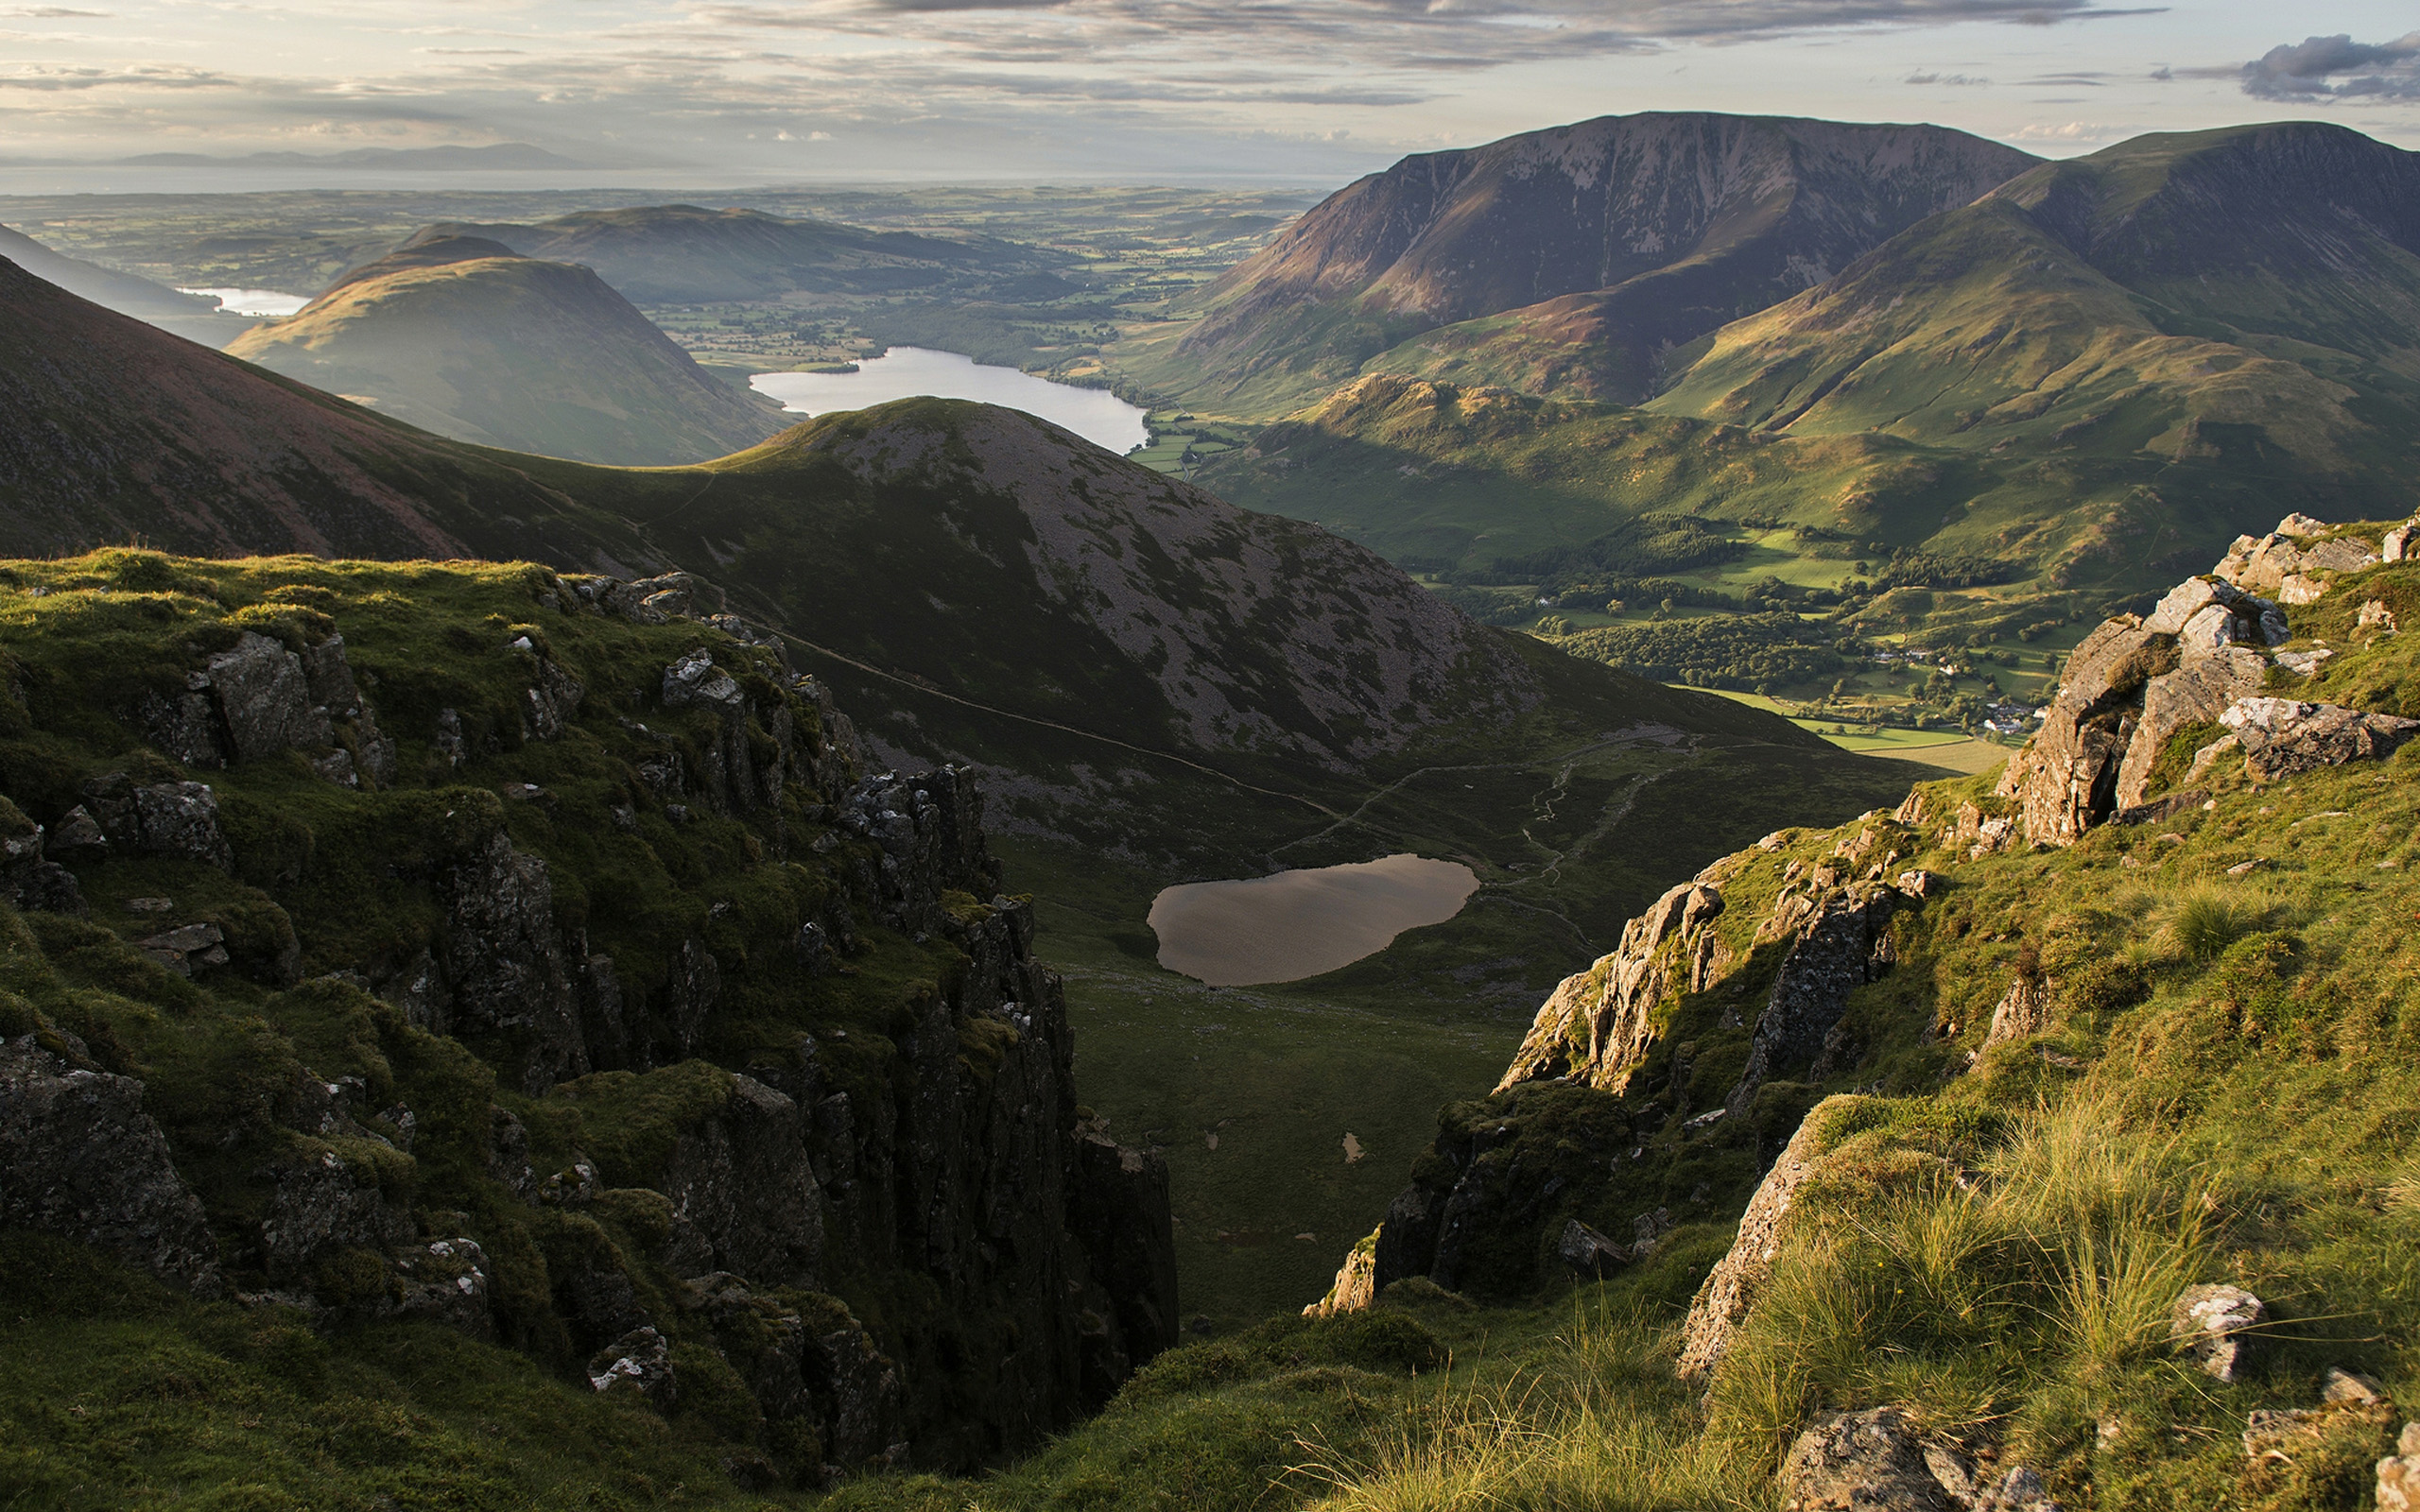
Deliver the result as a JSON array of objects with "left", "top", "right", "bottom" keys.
[
  {"left": 441, "top": 829, "right": 587, "bottom": 1094},
  {"left": 1726, "top": 884, "right": 1901, "bottom": 1114},
  {"left": 1982, "top": 977, "right": 2050, "bottom": 1050},
  {"left": 0, "top": 1034, "right": 221, "bottom": 1295},
  {"left": 1996, "top": 513, "right": 2415, "bottom": 846},
  {"left": 1495, "top": 879, "right": 1725, "bottom": 1092},
  {"left": 2377, "top": 1422, "right": 2420, "bottom": 1511},
  {"left": 652, "top": 1074, "right": 825, "bottom": 1288},
  {"left": 1678, "top": 1102, "right": 1838, "bottom": 1380}
]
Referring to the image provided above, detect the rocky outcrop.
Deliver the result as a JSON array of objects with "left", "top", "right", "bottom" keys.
[
  {"left": 1726, "top": 884, "right": 1902, "bottom": 1115},
  {"left": 2219, "top": 697, "right": 2420, "bottom": 781},
  {"left": 1495, "top": 879, "right": 1725, "bottom": 1092},
  {"left": 1998, "top": 512, "right": 2420, "bottom": 845},
  {"left": 78, "top": 774, "right": 233, "bottom": 870},
  {"left": 0, "top": 1034, "right": 221, "bottom": 1295},
  {"left": 1678, "top": 1102, "right": 1837, "bottom": 1380}
]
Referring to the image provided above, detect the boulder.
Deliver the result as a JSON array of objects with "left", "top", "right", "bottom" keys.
[
  {"left": 2220, "top": 698, "right": 2420, "bottom": 781},
  {"left": 589, "top": 1325, "right": 679, "bottom": 1410},
  {"left": 1556, "top": 1219, "right": 1627, "bottom": 1279},
  {"left": 1777, "top": 1407, "right": 1959, "bottom": 1512},
  {"left": 206, "top": 630, "right": 336, "bottom": 763},
  {"left": 2385, "top": 524, "right": 2419, "bottom": 563},
  {"left": 2170, "top": 1282, "right": 2264, "bottom": 1382},
  {"left": 43, "top": 805, "right": 106, "bottom": 858},
  {"left": 0, "top": 1035, "right": 221, "bottom": 1294},
  {"left": 1496, "top": 880, "right": 1724, "bottom": 1092},
  {"left": 389, "top": 1236, "right": 493, "bottom": 1338},
  {"left": 441, "top": 829, "right": 587, "bottom": 1093},
  {"left": 1982, "top": 977, "right": 2049, "bottom": 1049},
  {"left": 79, "top": 775, "right": 233, "bottom": 871},
  {"left": 137, "top": 921, "right": 229, "bottom": 975},
  {"left": 1305, "top": 1233, "right": 1378, "bottom": 1316}
]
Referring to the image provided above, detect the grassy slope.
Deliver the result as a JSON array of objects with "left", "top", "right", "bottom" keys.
[
  {"left": 226, "top": 250, "right": 786, "bottom": 466},
  {"left": 804, "top": 552, "right": 2420, "bottom": 1512}
]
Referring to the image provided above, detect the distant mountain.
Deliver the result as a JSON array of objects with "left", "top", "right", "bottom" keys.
[
  {"left": 224, "top": 234, "right": 785, "bottom": 465},
  {"left": 423, "top": 203, "right": 1046, "bottom": 303},
  {"left": 1125, "top": 112, "right": 2038, "bottom": 416},
  {"left": 0, "top": 224, "right": 241, "bottom": 347},
  {"left": 117, "top": 144, "right": 595, "bottom": 171},
  {"left": 1206, "top": 122, "right": 2420, "bottom": 630}
]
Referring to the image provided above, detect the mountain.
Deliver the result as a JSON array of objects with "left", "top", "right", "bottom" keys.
[
  {"left": 1650, "top": 122, "right": 2420, "bottom": 477},
  {"left": 225, "top": 235, "right": 786, "bottom": 465},
  {"left": 1123, "top": 113, "right": 2039, "bottom": 416},
  {"left": 424, "top": 204, "right": 1046, "bottom": 303},
  {"left": 0, "top": 223, "right": 244, "bottom": 347}
]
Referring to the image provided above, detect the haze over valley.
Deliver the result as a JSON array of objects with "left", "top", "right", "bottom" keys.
[{"left": 6, "top": 5, "right": 2420, "bottom": 1504}]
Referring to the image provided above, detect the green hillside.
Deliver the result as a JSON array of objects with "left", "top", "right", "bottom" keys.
[{"left": 226, "top": 236, "right": 786, "bottom": 466}]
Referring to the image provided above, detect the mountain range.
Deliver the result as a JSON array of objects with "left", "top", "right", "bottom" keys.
[
  {"left": 1194, "top": 119, "right": 2420, "bottom": 639},
  {"left": 224, "top": 233, "right": 787, "bottom": 465}
]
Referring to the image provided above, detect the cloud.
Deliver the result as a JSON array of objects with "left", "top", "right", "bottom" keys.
[
  {"left": 1905, "top": 69, "right": 1988, "bottom": 84},
  {"left": 2241, "top": 31, "right": 2420, "bottom": 100},
  {"left": 2006, "top": 119, "right": 2127, "bottom": 140},
  {"left": 0, "top": 62, "right": 230, "bottom": 89},
  {"left": 0, "top": 6, "right": 110, "bottom": 14}
]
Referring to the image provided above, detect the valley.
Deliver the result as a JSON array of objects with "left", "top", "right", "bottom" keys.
[{"left": 5, "top": 101, "right": 2420, "bottom": 1512}]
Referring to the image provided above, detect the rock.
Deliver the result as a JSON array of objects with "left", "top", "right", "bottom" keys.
[
  {"left": 441, "top": 830, "right": 586, "bottom": 1093},
  {"left": 521, "top": 656, "right": 584, "bottom": 741},
  {"left": 2171, "top": 1282, "right": 2264, "bottom": 1382},
  {"left": 650, "top": 1073, "right": 825, "bottom": 1289},
  {"left": 434, "top": 707, "right": 469, "bottom": 768},
  {"left": 2326, "top": 1366, "right": 2387, "bottom": 1405},
  {"left": 2386, "top": 524, "right": 2419, "bottom": 563},
  {"left": 2361, "top": 599, "right": 2400, "bottom": 634},
  {"left": 2220, "top": 698, "right": 2420, "bottom": 781},
  {"left": 1556, "top": 1219, "right": 1627, "bottom": 1279},
  {"left": 1679, "top": 1102, "right": 1839, "bottom": 1380},
  {"left": 2112, "top": 652, "right": 2267, "bottom": 811},
  {"left": 0, "top": 1035, "right": 221, "bottom": 1294},
  {"left": 1973, "top": 1467, "right": 2061, "bottom": 1512},
  {"left": 2378, "top": 1422, "right": 2420, "bottom": 1511},
  {"left": 1727, "top": 885, "right": 1901, "bottom": 1113},
  {"left": 1777, "top": 1407, "right": 1960, "bottom": 1512},
  {"left": 312, "top": 749, "right": 357, "bottom": 787},
  {"left": 1982, "top": 976, "right": 2049, "bottom": 1050},
  {"left": 79, "top": 775, "right": 233, "bottom": 871},
  {"left": 1496, "top": 880, "right": 1725, "bottom": 1092},
  {"left": 257, "top": 1143, "right": 410, "bottom": 1276},
  {"left": 7, "top": 862, "right": 87, "bottom": 919},
  {"left": 589, "top": 1325, "right": 679, "bottom": 1410},
  {"left": 43, "top": 805, "right": 106, "bottom": 858},
  {"left": 2274, "top": 648, "right": 2334, "bottom": 677},
  {"left": 390, "top": 1236, "right": 493, "bottom": 1337},
  {"left": 1305, "top": 1234, "right": 1377, "bottom": 1316},
  {"left": 137, "top": 921, "right": 229, "bottom": 975},
  {"left": 206, "top": 630, "right": 336, "bottom": 763},
  {"left": 300, "top": 633, "right": 360, "bottom": 713}
]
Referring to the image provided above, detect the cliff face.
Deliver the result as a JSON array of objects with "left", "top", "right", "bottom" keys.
[{"left": 0, "top": 550, "right": 1173, "bottom": 1486}]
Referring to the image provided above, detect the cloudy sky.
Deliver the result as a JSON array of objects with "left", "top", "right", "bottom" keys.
[{"left": 1, "top": 0, "right": 2415, "bottom": 181}]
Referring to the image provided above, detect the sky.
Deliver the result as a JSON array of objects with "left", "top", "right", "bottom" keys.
[{"left": 1, "top": 0, "right": 2416, "bottom": 183}]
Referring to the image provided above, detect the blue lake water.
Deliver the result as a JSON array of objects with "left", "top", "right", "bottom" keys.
[{"left": 750, "top": 347, "right": 1149, "bottom": 455}]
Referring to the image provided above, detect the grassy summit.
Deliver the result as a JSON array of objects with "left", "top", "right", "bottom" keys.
[{"left": 226, "top": 235, "right": 787, "bottom": 466}]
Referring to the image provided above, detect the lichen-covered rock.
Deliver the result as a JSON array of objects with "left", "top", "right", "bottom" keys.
[
  {"left": 1556, "top": 1218, "right": 1626, "bottom": 1278},
  {"left": 208, "top": 631, "right": 336, "bottom": 762},
  {"left": 1305, "top": 1232, "right": 1377, "bottom": 1316},
  {"left": 590, "top": 1325, "right": 679, "bottom": 1409},
  {"left": 1982, "top": 976, "right": 2049, "bottom": 1050},
  {"left": 441, "top": 829, "right": 586, "bottom": 1093},
  {"left": 0, "top": 1035, "right": 221, "bottom": 1294},
  {"left": 80, "top": 774, "right": 233, "bottom": 870},
  {"left": 1679, "top": 1101, "right": 1837, "bottom": 1380},
  {"left": 2377, "top": 1421, "right": 2420, "bottom": 1511},
  {"left": 1996, "top": 617, "right": 2161, "bottom": 845},
  {"left": 655, "top": 1074, "right": 825, "bottom": 1289},
  {"left": 2172, "top": 1282, "right": 2265, "bottom": 1382},
  {"left": 389, "top": 1236, "right": 493, "bottom": 1337},
  {"left": 1778, "top": 1407, "right": 1961, "bottom": 1512},
  {"left": 2219, "top": 698, "right": 2420, "bottom": 781},
  {"left": 1496, "top": 880, "right": 1725, "bottom": 1092},
  {"left": 255, "top": 1143, "right": 411, "bottom": 1277}
]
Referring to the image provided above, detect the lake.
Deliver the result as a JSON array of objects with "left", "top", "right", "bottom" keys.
[
  {"left": 1149, "top": 854, "right": 1481, "bottom": 987},
  {"left": 180, "top": 287, "right": 311, "bottom": 317},
  {"left": 751, "top": 347, "right": 1149, "bottom": 455}
]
